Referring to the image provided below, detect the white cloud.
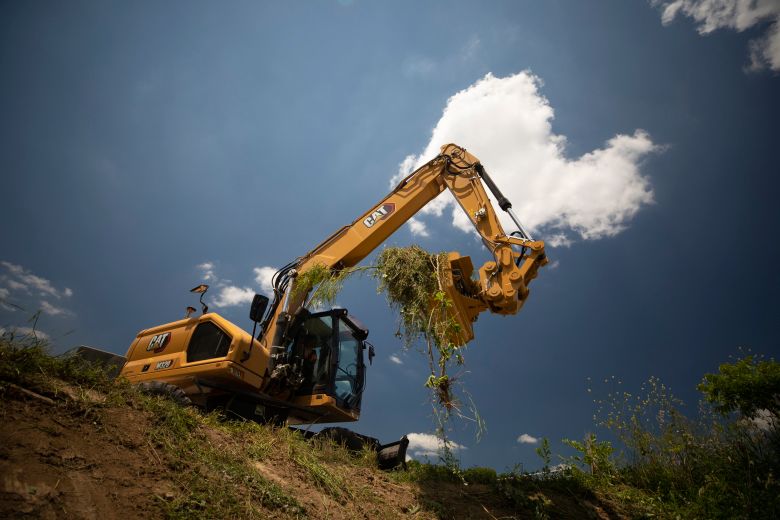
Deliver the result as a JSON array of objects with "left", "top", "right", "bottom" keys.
[
  {"left": 197, "top": 262, "right": 217, "bottom": 282},
  {"left": 212, "top": 286, "right": 255, "bottom": 308},
  {"left": 652, "top": 0, "right": 780, "bottom": 71},
  {"left": 40, "top": 300, "right": 72, "bottom": 316},
  {"left": 253, "top": 266, "right": 277, "bottom": 295},
  {"left": 63, "top": 287, "right": 73, "bottom": 298},
  {"left": 391, "top": 154, "right": 418, "bottom": 187},
  {"left": 406, "top": 432, "right": 466, "bottom": 459},
  {"left": 194, "top": 262, "right": 276, "bottom": 308},
  {"left": 547, "top": 260, "right": 560, "bottom": 270},
  {"left": 389, "top": 354, "right": 403, "bottom": 365},
  {"left": 1, "top": 261, "right": 70, "bottom": 299},
  {"left": 7, "top": 280, "right": 28, "bottom": 292},
  {"left": 517, "top": 433, "right": 540, "bottom": 444},
  {"left": 407, "top": 217, "right": 430, "bottom": 237},
  {"left": 0, "top": 326, "right": 50, "bottom": 340},
  {"left": 0, "top": 288, "right": 19, "bottom": 312},
  {"left": 546, "top": 233, "right": 573, "bottom": 248},
  {"left": 397, "top": 72, "right": 657, "bottom": 246}
]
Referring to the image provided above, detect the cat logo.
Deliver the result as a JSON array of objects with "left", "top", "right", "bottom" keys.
[
  {"left": 363, "top": 203, "right": 395, "bottom": 228},
  {"left": 146, "top": 332, "right": 171, "bottom": 353}
]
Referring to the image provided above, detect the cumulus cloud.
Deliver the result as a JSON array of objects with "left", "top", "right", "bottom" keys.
[
  {"left": 1, "top": 261, "right": 72, "bottom": 299},
  {"left": 406, "top": 432, "right": 466, "bottom": 459},
  {"left": 253, "top": 266, "right": 278, "bottom": 295},
  {"left": 197, "top": 262, "right": 217, "bottom": 282},
  {"left": 389, "top": 354, "right": 403, "bottom": 365},
  {"left": 195, "top": 262, "right": 278, "bottom": 308},
  {"left": 0, "top": 326, "right": 50, "bottom": 340},
  {"left": 407, "top": 217, "right": 430, "bottom": 237},
  {"left": 517, "top": 433, "right": 540, "bottom": 444},
  {"left": 7, "top": 280, "right": 28, "bottom": 292},
  {"left": 397, "top": 72, "right": 657, "bottom": 246},
  {"left": 652, "top": 0, "right": 780, "bottom": 71},
  {"left": 212, "top": 286, "right": 255, "bottom": 308},
  {"left": 40, "top": 300, "right": 72, "bottom": 316},
  {"left": 0, "top": 287, "right": 15, "bottom": 312}
]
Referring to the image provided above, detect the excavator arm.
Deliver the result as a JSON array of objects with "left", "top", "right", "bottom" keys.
[{"left": 261, "top": 144, "right": 547, "bottom": 350}]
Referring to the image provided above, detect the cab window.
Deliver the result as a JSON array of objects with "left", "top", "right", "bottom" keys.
[
  {"left": 293, "top": 315, "right": 333, "bottom": 394},
  {"left": 187, "top": 322, "right": 232, "bottom": 362}
]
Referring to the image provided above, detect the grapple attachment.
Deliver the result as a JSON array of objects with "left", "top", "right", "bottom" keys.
[{"left": 440, "top": 244, "right": 547, "bottom": 346}]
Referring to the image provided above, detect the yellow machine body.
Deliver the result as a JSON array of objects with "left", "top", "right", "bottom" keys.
[
  {"left": 119, "top": 144, "right": 547, "bottom": 427},
  {"left": 120, "top": 313, "right": 357, "bottom": 423}
]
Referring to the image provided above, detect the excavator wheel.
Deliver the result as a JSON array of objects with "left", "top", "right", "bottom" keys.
[{"left": 138, "top": 381, "right": 193, "bottom": 407}]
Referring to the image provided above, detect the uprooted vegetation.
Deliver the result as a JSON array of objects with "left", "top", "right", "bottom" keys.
[
  {"left": 297, "top": 246, "right": 475, "bottom": 427},
  {"left": 1, "top": 335, "right": 641, "bottom": 519},
  {"left": 374, "top": 247, "right": 469, "bottom": 412}
]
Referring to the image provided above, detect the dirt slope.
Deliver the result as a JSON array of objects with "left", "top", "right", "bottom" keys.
[
  {"left": 1, "top": 382, "right": 187, "bottom": 519},
  {"left": 0, "top": 376, "right": 625, "bottom": 519}
]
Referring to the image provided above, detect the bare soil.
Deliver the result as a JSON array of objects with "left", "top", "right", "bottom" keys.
[{"left": 0, "top": 381, "right": 626, "bottom": 519}]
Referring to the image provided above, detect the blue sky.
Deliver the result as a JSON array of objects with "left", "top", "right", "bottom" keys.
[{"left": 1, "top": 1, "right": 779, "bottom": 470}]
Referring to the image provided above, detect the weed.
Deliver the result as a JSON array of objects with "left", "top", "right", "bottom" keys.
[
  {"left": 584, "top": 361, "right": 780, "bottom": 519},
  {"left": 535, "top": 437, "right": 551, "bottom": 473},
  {"left": 461, "top": 466, "right": 497, "bottom": 485}
]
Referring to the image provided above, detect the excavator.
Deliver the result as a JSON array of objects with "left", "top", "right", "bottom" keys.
[{"left": 98, "top": 144, "right": 546, "bottom": 468}]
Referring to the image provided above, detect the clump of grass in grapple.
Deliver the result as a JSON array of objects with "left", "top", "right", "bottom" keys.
[
  {"left": 293, "top": 246, "right": 470, "bottom": 415},
  {"left": 374, "top": 246, "right": 464, "bottom": 411}
]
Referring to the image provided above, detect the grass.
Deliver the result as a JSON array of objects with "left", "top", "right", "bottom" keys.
[
  {"left": 140, "top": 399, "right": 305, "bottom": 519},
  {"left": 7, "top": 331, "right": 775, "bottom": 518}
]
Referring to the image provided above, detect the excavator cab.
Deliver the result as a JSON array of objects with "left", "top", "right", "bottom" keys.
[{"left": 285, "top": 308, "right": 371, "bottom": 424}]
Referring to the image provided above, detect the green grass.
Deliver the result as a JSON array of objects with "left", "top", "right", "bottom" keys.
[{"left": 142, "top": 399, "right": 304, "bottom": 519}]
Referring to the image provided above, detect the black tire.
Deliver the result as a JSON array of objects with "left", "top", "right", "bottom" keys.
[{"left": 138, "top": 381, "right": 193, "bottom": 407}]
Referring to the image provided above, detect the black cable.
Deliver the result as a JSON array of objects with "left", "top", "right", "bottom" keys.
[
  {"left": 510, "top": 231, "right": 528, "bottom": 267},
  {"left": 258, "top": 260, "right": 299, "bottom": 336}
]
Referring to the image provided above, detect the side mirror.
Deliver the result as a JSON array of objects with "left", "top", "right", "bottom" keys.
[
  {"left": 367, "top": 342, "right": 376, "bottom": 366},
  {"left": 250, "top": 294, "right": 269, "bottom": 323},
  {"left": 190, "top": 284, "right": 209, "bottom": 315}
]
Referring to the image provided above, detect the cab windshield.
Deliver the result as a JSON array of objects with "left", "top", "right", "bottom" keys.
[
  {"left": 333, "top": 319, "right": 363, "bottom": 408},
  {"left": 290, "top": 311, "right": 365, "bottom": 410}
]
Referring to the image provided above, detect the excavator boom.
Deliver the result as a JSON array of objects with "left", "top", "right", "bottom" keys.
[{"left": 263, "top": 144, "right": 547, "bottom": 347}]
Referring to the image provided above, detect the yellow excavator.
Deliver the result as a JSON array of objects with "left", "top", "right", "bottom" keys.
[{"left": 85, "top": 144, "right": 546, "bottom": 468}]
